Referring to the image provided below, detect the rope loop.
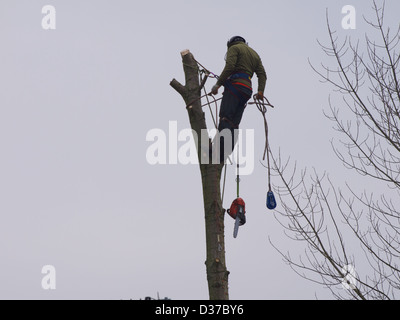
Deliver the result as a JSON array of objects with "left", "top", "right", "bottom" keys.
[
  {"left": 249, "top": 95, "right": 276, "bottom": 192},
  {"left": 249, "top": 94, "right": 275, "bottom": 113}
]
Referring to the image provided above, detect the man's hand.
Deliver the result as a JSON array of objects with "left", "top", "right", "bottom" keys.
[
  {"left": 256, "top": 91, "right": 264, "bottom": 100},
  {"left": 211, "top": 84, "right": 220, "bottom": 95}
]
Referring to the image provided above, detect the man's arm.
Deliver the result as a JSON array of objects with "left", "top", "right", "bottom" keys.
[
  {"left": 255, "top": 60, "right": 267, "bottom": 99},
  {"left": 216, "top": 46, "right": 239, "bottom": 87}
]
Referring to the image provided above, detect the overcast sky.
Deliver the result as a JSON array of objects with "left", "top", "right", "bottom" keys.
[{"left": 0, "top": 0, "right": 399, "bottom": 300}]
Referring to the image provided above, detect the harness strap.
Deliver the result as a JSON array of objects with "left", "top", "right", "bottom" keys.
[
  {"left": 232, "top": 82, "right": 252, "bottom": 90},
  {"left": 229, "top": 72, "right": 252, "bottom": 82},
  {"left": 224, "top": 79, "right": 252, "bottom": 105}
]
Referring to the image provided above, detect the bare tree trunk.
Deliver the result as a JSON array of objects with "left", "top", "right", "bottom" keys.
[{"left": 170, "top": 50, "right": 229, "bottom": 300}]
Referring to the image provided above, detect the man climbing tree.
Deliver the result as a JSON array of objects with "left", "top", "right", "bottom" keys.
[
  {"left": 169, "top": 37, "right": 270, "bottom": 300},
  {"left": 211, "top": 36, "right": 267, "bottom": 163}
]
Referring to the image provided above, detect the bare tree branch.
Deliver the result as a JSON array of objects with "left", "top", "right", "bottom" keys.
[{"left": 272, "top": 1, "right": 400, "bottom": 300}]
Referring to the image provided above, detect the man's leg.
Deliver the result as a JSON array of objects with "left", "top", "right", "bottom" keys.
[
  {"left": 215, "top": 88, "right": 239, "bottom": 163},
  {"left": 214, "top": 85, "right": 252, "bottom": 163},
  {"left": 231, "top": 86, "right": 252, "bottom": 127},
  {"left": 229, "top": 87, "right": 252, "bottom": 158}
]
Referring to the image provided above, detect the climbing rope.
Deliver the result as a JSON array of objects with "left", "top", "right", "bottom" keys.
[
  {"left": 194, "top": 62, "right": 231, "bottom": 208},
  {"left": 248, "top": 95, "right": 277, "bottom": 209},
  {"left": 185, "top": 58, "right": 276, "bottom": 211},
  {"left": 189, "top": 59, "right": 227, "bottom": 244},
  {"left": 236, "top": 140, "right": 240, "bottom": 198},
  {"left": 185, "top": 63, "right": 222, "bottom": 129},
  {"left": 194, "top": 57, "right": 220, "bottom": 80},
  {"left": 249, "top": 95, "right": 274, "bottom": 191},
  {"left": 199, "top": 70, "right": 220, "bottom": 128}
]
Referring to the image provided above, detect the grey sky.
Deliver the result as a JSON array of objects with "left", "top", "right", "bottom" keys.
[{"left": 0, "top": 0, "right": 399, "bottom": 299}]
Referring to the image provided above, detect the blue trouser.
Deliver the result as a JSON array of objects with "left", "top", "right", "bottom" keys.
[{"left": 217, "top": 80, "right": 252, "bottom": 162}]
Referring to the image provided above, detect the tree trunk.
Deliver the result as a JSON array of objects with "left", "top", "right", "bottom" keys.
[{"left": 170, "top": 50, "right": 229, "bottom": 300}]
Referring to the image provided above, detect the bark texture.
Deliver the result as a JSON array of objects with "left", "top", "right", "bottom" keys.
[{"left": 170, "top": 50, "right": 229, "bottom": 300}]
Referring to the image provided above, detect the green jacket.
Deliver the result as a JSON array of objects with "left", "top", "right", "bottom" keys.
[{"left": 216, "top": 42, "right": 267, "bottom": 93}]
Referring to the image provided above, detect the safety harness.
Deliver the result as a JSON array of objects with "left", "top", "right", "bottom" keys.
[{"left": 224, "top": 72, "right": 253, "bottom": 105}]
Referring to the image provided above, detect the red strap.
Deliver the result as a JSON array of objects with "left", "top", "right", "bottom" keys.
[{"left": 232, "top": 81, "right": 252, "bottom": 90}]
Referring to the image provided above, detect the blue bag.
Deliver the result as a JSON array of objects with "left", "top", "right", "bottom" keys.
[{"left": 266, "top": 190, "right": 277, "bottom": 210}]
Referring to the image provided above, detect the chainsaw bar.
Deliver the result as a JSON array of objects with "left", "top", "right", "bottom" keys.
[{"left": 233, "top": 215, "right": 241, "bottom": 238}]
